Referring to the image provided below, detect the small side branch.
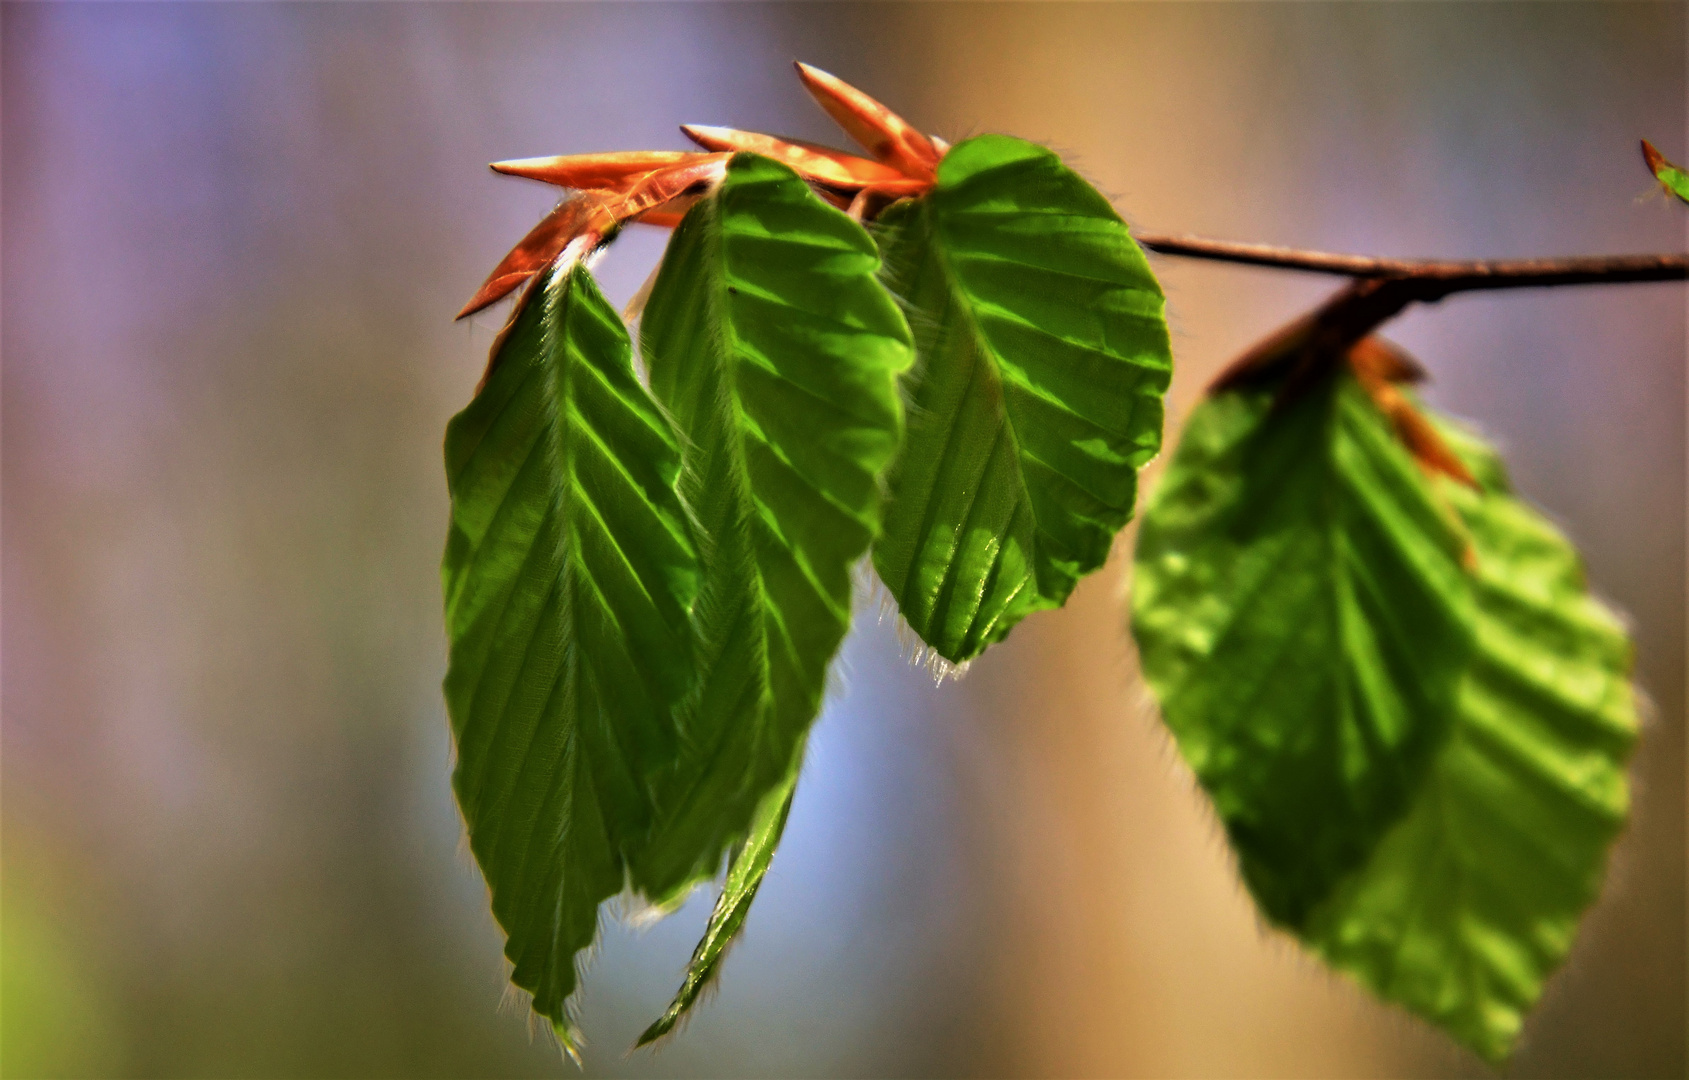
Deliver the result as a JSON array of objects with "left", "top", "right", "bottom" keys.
[{"left": 1135, "top": 233, "right": 1689, "bottom": 296}]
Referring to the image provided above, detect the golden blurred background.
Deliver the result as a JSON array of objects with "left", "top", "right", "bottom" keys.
[{"left": 3, "top": 4, "right": 1682, "bottom": 1077}]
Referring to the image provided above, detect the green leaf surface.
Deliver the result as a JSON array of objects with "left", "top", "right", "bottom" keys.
[
  {"left": 1131, "top": 375, "right": 1474, "bottom": 926},
  {"left": 633, "top": 152, "right": 911, "bottom": 905},
  {"left": 441, "top": 260, "right": 698, "bottom": 1051},
  {"left": 1656, "top": 166, "right": 1689, "bottom": 203},
  {"left": 873, "top": 134, "right": 1172, "bottom": 664},
  {"left": 637, "top": 753, "right": 800, "bottom": 1048},
  {"left": 1304, "top": 417, "right": 1637, "bottom": 1062}
]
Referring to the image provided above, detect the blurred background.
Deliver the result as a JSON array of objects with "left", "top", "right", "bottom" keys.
[{"left": 3, "top": 4, "right": 1683, "bottom": 1077}]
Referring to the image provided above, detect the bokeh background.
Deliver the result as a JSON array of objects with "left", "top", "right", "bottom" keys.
[{"left": 4, "top": 4, "right": 1684, "bottom": 1077}]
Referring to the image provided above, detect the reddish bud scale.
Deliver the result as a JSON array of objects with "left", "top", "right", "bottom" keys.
[{"left": 461, "top": 63, "right": 946, "bottom": 322}]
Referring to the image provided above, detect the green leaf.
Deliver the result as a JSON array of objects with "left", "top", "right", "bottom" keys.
[
  {"left": 1130, "top": 374, "right": 1475, "bottom": 926},
  {"left": 872, "top": 134, "right": 1172, "bottom": 664},
  {"left": 632, "top": 152, "right": 911, "bottom": 903},
  {"left": 441, "top": 259, "right": 698, "bottom": 1053},
  {"left": 1303, "top": 416, "right": 1638, "bottom": 1062},
  {"left": 636, "top": 753, "right": 800, "bottom": 1048},
  {"left": 1642, "top": 138, "right": 1689, "bottom": 203}
]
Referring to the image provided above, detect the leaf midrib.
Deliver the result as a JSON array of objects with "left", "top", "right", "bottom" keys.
[
  {"left": 654, "top": 180, "right": 780, "bottom": 838},
  {"left": 907, "top": 195, "right": 1041, "bottom": 631}
]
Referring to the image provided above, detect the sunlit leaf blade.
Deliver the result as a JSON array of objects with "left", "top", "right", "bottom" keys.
[
  {"left": 873, "top": 134, "right": 1172, "bottom": 664},
  {"left": 1130, "top": 374, "right": 1474, "bottom": 927},
  {"left": 636, "top": 755, "right": 800, "bottom": 1047},
  {"left": 1303, "top": 416, "right": 1638, "bottom": 1063},
  {"left": 1641, "top": 138, "right": 1689, "bottom": 204},
  {"left": 633, "top": 153, "right": 912, "bottom": 902},
  {"left": 442, "top": 260, "right": 698, "bottom": 1051}
]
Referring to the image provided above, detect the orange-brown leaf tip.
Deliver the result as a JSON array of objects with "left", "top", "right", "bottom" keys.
[
  {"left": 459, "top": 200, "right": 605, "bottom": 320},
  {"left": 1348, "top": 339, "right": 1477, "bottom": 490},
  {"left": 679, "top": 124, "right": 905, "bottom": 189},
  {"left": 1349, "top": 335, "right": 1427, "bottom": 386},
  {"left": 680, "top": 124, "right": 731, "bottom": 150},
  {"left": 490, "top": 155, "right": 566, "bottom": 179},
  {"left": 457, "top": 272, "right": 528, "bottom": 320},
  {"left": 598, "top": 157, "right": 727, "bottom": 227},
  {"left": 792, "top": 61, "right": 939, "bottom": 180},
  {"left": 490, "top": 151, "right": 700, "bottom": 190},
  {"left": 1642, "top": 139, "right": 1669, "bottom": 177},
  {"left": 1400, "top": 408, "right": 1479, "bottom": 490}
]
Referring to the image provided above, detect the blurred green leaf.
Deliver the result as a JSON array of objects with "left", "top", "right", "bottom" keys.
[
  {"left": 1, "top": 849, "right": 126, "bottom": 1079},
  {"left": 1304, "top": 416, "right": 1638, "bottom": 1062},
  {"left": 1131, "top": 374, "right": 1474, "bottom": 926},
  {"left": 637, "top": 752, "right": 801, "bottom": 1047},
  {"left": 1642, "top": 138, "right": 1689, "bottom": 203},
  {"left": 873, "top": 134, "right": 1172, "bottom": 665},
  {"left": 441, "top": 259, "right": 698, "bottom": 1054},
  {"left": 632, "top": 154, "right": 911, "bottom": 992}
]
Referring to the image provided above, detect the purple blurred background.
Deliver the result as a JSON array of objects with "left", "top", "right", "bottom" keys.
[{"left": 4, "top": 4, "right": 1683, "bottom": 1077}]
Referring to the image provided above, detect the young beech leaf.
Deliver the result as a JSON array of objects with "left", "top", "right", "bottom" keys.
[
  {"left": 633, "top": 153, "right": 911, "bottom": 916},
  {"left": 441, "top": 259, "right": 698, "bottom": 1054},
  {"left": 637, "top": 750, "right": 801, "bottom": 1047},
  {"left": 1642, "top": 138, "right": 1689, "bottom": 204},
  {"left": 1303, "top": 416, "right": 1637, "bottom": 1063},
  {"left": 1131, "top": 373, "right": 1474, "bottom": 927},
  {"left": 873, "top": 134, "right": 1172, "bottom": 665}
]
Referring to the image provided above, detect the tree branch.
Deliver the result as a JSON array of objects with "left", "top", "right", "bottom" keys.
[
  {"left": 1135, "top": 233, "right": 1689, "bottom": 295},
  {"left": 1139, "top": 233, "right": 1689, "bottom": 396}
]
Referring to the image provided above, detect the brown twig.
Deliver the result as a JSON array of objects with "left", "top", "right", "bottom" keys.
[
  {"left": 1135, "top": 233, "right": 1688, "bottom": 396},
  {"left": 1135, "top": 233, "right": 1689, "bottom": 295}
]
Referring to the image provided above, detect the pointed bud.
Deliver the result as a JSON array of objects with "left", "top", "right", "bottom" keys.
[{"left": 793, "top": 62, "right": 941, "bottom": 180}]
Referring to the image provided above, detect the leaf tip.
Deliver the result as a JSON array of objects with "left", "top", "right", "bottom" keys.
[
  {"left": 489, "top": 155, "right": 551, "bottom": 180},
  {"left": 1641, "top": 138, "right": 1668, "bottom": 177},
  {"left": 633, "top": 1014, "right": 676, "bottom": 1050},
  {"left": 679, "top": 123, "right": 716, "bottom": 149},
  {"left": 550, "top": 1017, "right": 586, "bottom": 1067},
  {"left": 1640, "top": 138, "right": 1689, "bottom": 203}
]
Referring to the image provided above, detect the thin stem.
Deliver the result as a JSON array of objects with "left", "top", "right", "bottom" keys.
[{"left": 1135, "top": 233, "right": 1689, "bottom": 294}]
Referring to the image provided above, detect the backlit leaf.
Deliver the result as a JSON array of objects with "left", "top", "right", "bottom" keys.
[
  {"left": 636, "top": 753, "right": 800, "bottom": 1047},
  {"left": 1303, "top": 416, "right": 1637, "bottom": 1062},
  {"left": 874, "top": 134, "right": 1172, "bottom": 664},
  {"left": 1131, "top": 373, "right": 1474, "bottom": 926},
  {"left": 442, "top": 260, "right": 699, "bottom": 1052},
  {"left": 632, "top": 154, "right": 911, "bottom": 936}
]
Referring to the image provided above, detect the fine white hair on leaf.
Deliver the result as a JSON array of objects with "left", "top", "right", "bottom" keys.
[
  {"left": 488, "top": 903, "right": 603, "bottom": 1065},
  {"left": 621, "top": 257, "right": 664, "bottom": 329},
  {"left": 635, "top": 901, "right": 750, "bottom": 1054},
  {"left": 909, "top": 637, "right": 971, "bottom": 684},
  {"left": 824, "top": 639, "right": 852, "bottom": 704},
  {"left": 454, "top": 818, "right": 475, "bottom": 868},
  {"left": 580, "top": 241, "right": 608, "bottom": 273},
  {"left": 615, "top": 880, "right": 702, "bottom": 931},
  {"left": 857, "top": 560, "right": 972, "bottom": 683},
  {"left": 856, "top": 559, "right": 900, "bottom": 627}
]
